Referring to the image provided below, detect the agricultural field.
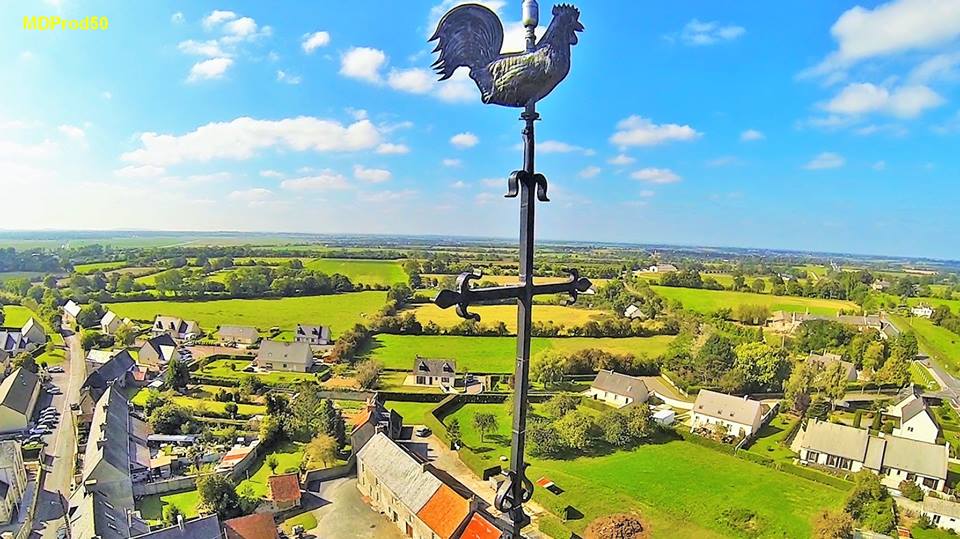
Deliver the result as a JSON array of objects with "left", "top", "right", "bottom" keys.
[
  {"left": 2, "top": 305, "right": 64, "bottom": 345},
  {"left": 107, "top": 291, "right": 386, "bottom": 337},
  {"left": 407, "top": 303, "right": 609, "bottom": 333},
  {"left": 907, "top": 296, "right": 960, "bottom": 313},
  {"left": 231, "top": 257, "right": 308, "bottom": 265},
  {"left": 73, "top": 261, "right": 129, "bottom": 274},
  {"left": 365, "top": 334, "right": 675, "bottom": 373},
  {"left": 304, "top": 258, "right": 407, "bottom": 286},
  {"left": 422, "top": 274, "right": 610, "bottom": 288},
  {"left": 650, "top": 286, "right": 857, "bottom": 315},
  {"left": 891, "top": 314, "right": 960, "bottom": 376},
  {"left": 0, "top": 271, "right": 43, "bottom": 283}
]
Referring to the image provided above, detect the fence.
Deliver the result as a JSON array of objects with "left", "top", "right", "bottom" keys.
[
  {"left": 133, "top": 475, "right": 199, "bottom": 497},
  {"left": 303, "top": 456, "right": 356, "bottom": 488}
]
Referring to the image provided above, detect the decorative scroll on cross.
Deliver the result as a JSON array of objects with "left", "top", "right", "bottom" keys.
[{"left": 429, "top": 1, "right": 585, "bottom": 536}]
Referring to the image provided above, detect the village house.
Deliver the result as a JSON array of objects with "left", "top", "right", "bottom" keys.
[
  {"left": 82, "top": 349, "right": 137, "bottom": 400},
  {"left": 217, "top": 325, "right": 260, "bottom": 348},
  {"left": 886, "top": 390, "right": 939, "bottom": 444},
  {"left": 690, "top": 390, "right": 764, "bottom": 438},
  {"left": 216, "top": 440, "right": 260, "bottom": 474},
  {"left": 0, "top": 440, "right": 27, "bottom": 525},
  {"left": 223, "top": 512, "right": 280, "bottom": 539},
  {"left": 807, "top": 352, "right": 858, "bottom": 382},
  {"left": 871, "top": 279, "right": 891, "bottom": 291},
  {"left": 268, "top": 472, "right": 302, "bottom": 511},
  {"left": 151, "top": 315, "right": 201, "bottom": 341},
  {"left": 586, "top": 370, "right": 649, "bottom": 408},
  {"left": 411, "top": 358, "right": 457, "bottom": 388},
  {"left": 255, "top": 340, "right": 314, "bottom": 372},
  {"left": 0, "top": 368, "right": 40, "bottom": 433},
  {"left": 294, "top": 323, "right": 331, "bottom": 346},
  {"left": 0, "top": 317, "right": 46, "bottom": 355},
  {"left": 797, "top": 419, "right": 948, "bottom": 494},
  {"left": 351, "top": 397, "right": 404, "bottom": 456},
  {"left": 623, "top": 304, "right": 646, "bottom": 320},
  {"left": 138, "top": 333, "right": 181, "bottom": 371},
  {"left": 881, "top": 321, "right": 901, "bottom": 340},
  {"left": 63, "top": 300, "right": 82, "bottom": 323},
  {"left": 357, "top": 432, "right": 476, "bottom": 539},
  {"left": 647, "top": 263, "right": 678, "bottom": 273},
  {"left": 922, "top": 497, "right": 960, "bottom": 533},
  {"left": 912, "top": 304, "right": 934, "bottom": 318},
  {"left": 132, "top": 514, "right": 223, "bottom": 539},
  {"left": 99, "top": 310, "right": 125, "bottom": 335}
]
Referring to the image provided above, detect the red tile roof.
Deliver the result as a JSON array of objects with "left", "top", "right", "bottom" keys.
[
  {"left": 268, "top": 473, "right": 301, "bottom": 503},
  {"left": 224, "top": 512, "right": 279, "bottom": 539},
  {"left": 416, "top": 484, "right": 470, "bottom": 539},
  {"left": 459, "top": 512, "right": 502, "bottom": 539}
]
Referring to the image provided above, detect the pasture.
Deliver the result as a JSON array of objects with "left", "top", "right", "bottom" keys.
[
  {"left": 304, "top": 258, "right": 407, "bottom": 286},
  {"left": 908, "top": 296, "right": 960, "bottom": 313},
  {"left": 197, "top": 359, "right": 324, "bottom": 385},
  {"left": 0, "top": 271, "right": 43, "bottom": 283},
  {"left": 891, "top": 314, "right": 960, "bottom": 376},
  {"left": 107, "top": 291, "right": 386, "bottom": 337},
  {"left": 407, "top": 303, "right": 608, "bottom": 333},
  {"left": 650, "top": 285, "right": 856, "bottom": 315},
  {"left": 423, "top": 274, "right": 610, "bottom": 288},
  {"left": 73, "top": 261, "right": 129, "bottom": 274},
  {"left": 365, "top": 334, "right": 676, "bottom": 373},
  {"left": 2, "top": 305, "right": 64, "bottom": 345}
]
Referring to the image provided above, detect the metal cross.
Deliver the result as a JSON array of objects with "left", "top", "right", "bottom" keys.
[{"left": 430, "top": 1, "right": 587, "bottom": 535}]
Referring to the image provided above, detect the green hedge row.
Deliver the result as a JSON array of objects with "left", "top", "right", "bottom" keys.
[
  {"left": 537, "top": 515, "right": 577, "bottom": 539},
  {"left": 676, "top": 428, "right": 736, "bottom": 455},
  {"left": 777, "top": 462, "right": 853, "bottom": 491}
]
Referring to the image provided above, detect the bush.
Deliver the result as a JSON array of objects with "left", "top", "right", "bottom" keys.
[
  {"left": 852, "top": 410, "right": 863, "bottom": 428},
  {"left": 899, "top": 480, "right": 923, "bottom": 502}
]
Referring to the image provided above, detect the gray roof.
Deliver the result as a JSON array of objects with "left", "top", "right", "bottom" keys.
[
  {"left": 800, "top": 420, "right": 870, "bottom": 462},
  {"left": 295, "top": 324, "right": 330, "bottom": 341},
  {"left": 357, "top": 432, "right": 441, "bottom": 513},
  {"left": 69, "top": 484, "right": 149, "bottom": 539},
  {"left": 82, "top": 387, "right": 137, "bottom": 505},
  {"left": 924, "top": 497, "right": 960, "bottom": 519},
  {"left": 882, "top": 321, "right": 901, "bottom": 338},
  {"left": 900, "top": 396, "right": 929, "bottom": 423},
  {"left": 0, "top": 368, "right": 39, "bottom": 416},
  {"left": 63, "top": 300, "right": 82, "bottom": 317},
  {"left": 591, "top": 370, "right": 648, "bottom": 402},
  {"left": 133, "top": 514, "right": 222, "bottom": 539},
  {"left": 83, "top": 350, "right": 135, "bottom": 399},
  {"left": 880, "top": 435, "right": 948, "bottom": 479},
  {"left": 413, "top": 358, "right": 457, "bottom": 377},
  {"left": 0, "top": 330, "right": 25, "bottom": 352},
  {"left": 693, "top": 390, "right": 762, "bottom": 427},
  {"left": 218, "top": 325, "right": 259, "bottom": 340},
  {"left": 807, "top": 352, "right": 857, "bottom": 381},
  {"left": 257, "top": 340, "right": 313, "bottom": 366},
  {"left": 153, "top": 316, "right": 200, "bottom": 335}
]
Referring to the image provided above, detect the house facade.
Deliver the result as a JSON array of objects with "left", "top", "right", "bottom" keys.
[
  {"left": 255, "top": 340, "right": 314, "bottom": 372},
  {"left": 0, "top": 318, "right": 46, "bottom": 355},
  {"left": 411, "top": 358, "right": 457, "bottom": 388},
  {"left": 63, "top": 300, "right": 82, "bottom": 323},
  {"left": 797, "top": 419, "right": 948, "bottom": 494},
  {"left": 912, "top": 304, "right": 934, "bottom": 318},
  {"left": 922, "top": 497, "right": 960, "bottom": 533},
  {"left": 152, "top": 316, "right": 200, "bottom": 341},
  {"left": 100, "top": 311, "right": 123, "bottom": 335},
  {"left": 294, "top": 324, "right": 331, "bottom": 346},
  {"left": 690, "top": 390, "right": 763, "bottom": 438},
  {"left": 0, "top": 368, "right": 40, "bottom": 433},
  {"left": 351, "top": 398, "right": 404, "bottom": 456},
  {"left": 0, "top": 440, "right": 27, "bottom": 525},
  {"left": 139, "top": 334, "right": 181, "bottom": 372},
  {"left": 888, "top": 391, "right": 939, "bottom": 444},
  {"left": 585, "top": 370, "right": 649, "bottom": 408},
  {"left": 217, "top": 325, "right": 260, "bottom": 347}
]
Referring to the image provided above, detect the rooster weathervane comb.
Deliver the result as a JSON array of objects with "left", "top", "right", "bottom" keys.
[{"left": 430, "top": 1, "right": 583, "bottom": 108}]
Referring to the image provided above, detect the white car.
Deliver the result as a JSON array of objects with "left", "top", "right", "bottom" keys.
[
  {"left": 47, "top": 366, "right": 64, "bottom": 373},
  {"left": 47, "top": 387, "right": 62, "bottom": 395}
]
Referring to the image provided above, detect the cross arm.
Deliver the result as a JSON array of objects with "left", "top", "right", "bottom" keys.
[{"left": 433, "top": 269, "right": 593, "bottom": 321}]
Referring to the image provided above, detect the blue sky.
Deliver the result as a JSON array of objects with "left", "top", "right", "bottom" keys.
[{"left": 2, "top": 0, "right": 959, "bottom": 259}]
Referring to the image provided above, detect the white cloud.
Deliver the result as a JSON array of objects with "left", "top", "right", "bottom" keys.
[
  {"left": 259, "top": 169, "right": 283, "bottom": 178},
  {"left": 910, "top": 52, "right": 960, "bottom": 83},
  {"left": 434, "top": 70, "right": 478, "bottom": 103},
  {"left": 228, "top": 187, "right": 273, "bottom": 203},
  {"left": 376, "top": 143, "right": 410, "bottom": 155},
  {"left": 276, "top": 70, "right": 301, "bottom": 85},
  {"left": 631, "top": 168, "right": 681, "bottom": 184},
  {"left": 823, "top": 82, "right": 944, "bottom": 118},
  {"left": 450, "top": 132, "right": 479, "bottom": 148},
  {"left": 608, "top": 154, "right": 635, "bottom": 166},
  {"left": 221, "top": 17, "right": 270, "bottom": 43},
  {"left": 114, "top": 165, "right": 166, "bottom": 179},
  {"left": 579, "top": 166, "right": 602, "bottom": 179},
  {"left": 537, "top": 140, "right": 593, "bottom": 155},
  {"left": 387, "top": 68, "right": 435, "bottom": 94},
  {"left": 101, "top": 91, "right": 113, "bottom": 100},
  {"left": 740, "top": 129, "right": 765, "bottom": 141},
  {"left": 639, "top": 190, "right": 656, "bottom": 198},
  {"left": 358, "top": 189, "right": 417, "bottom": 203},
  {"left": 480, "top": 178, "right": 502, "bottom": 187},
  {"left": 451, "top": 180, "right": 467, "bottom": 188},
  {"left": 202, "top": 10, "right": 237, "bottom": 29},
  {"left": 171, "top": 12, "right": 185, "bottom": 24},
  {"left": 302, "top": 31, "right": 331, "bottom": 54},
  {"left": 353, "top": 164, "right": 391, "bottom": 183},
  {"left": 677, "top": 19, "right": 746, "bottom": 46},
  {"left": 0, "top": 139, "right": 57, "bottom": 159},
  {"left": 19, "top": 51, "right": 34, "bottom": 62},
  {"left": 804, "top": 152, "right": 845, "bottom": 170},
  {"left": 346, "top": 108, "right": 368, "bottom": 121},
  {"left": 611, "top": 116, "right": 701, "bottom": 147},
  {"left": 281, "top": 170, "right": 351, "bottom": 191},
  {"left": 340, "top": 47, "right": 388, "bottom": 83},
  {"left": 178, "top": 39, "right": 228, "bottom": 58},
  {"left": 57, "top": 124, "right": 85, "bottom": 140},
  {"left": 442, "top": 158, "right": 461, "bottom": 167},
  {"left": 806, "top": 0, "right": 960, "bottom": 76},
  {"left": 187, "top": 57, "right": 233, "bottom": 82},
  {"left": 873, "top": 160, "right": 887, "bottom": 171},
  {"left": 121, "top": 117, "right": 383, "bottom": 166}
]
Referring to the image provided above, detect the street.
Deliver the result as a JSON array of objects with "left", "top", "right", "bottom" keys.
[{"left": 31, "top": 327, "right": 86, "bottom": 539}]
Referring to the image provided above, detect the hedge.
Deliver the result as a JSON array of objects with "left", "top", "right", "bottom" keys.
[
  {"left": 676, "top": 428, "right": 736, "bottom": 455},
  {"left": 458, "top": 447, "right": 502, "bottom": 480},
  {"left": 777, "top": 462, "right": 853, "bottom": 491},
  {"left": 537, "top": 515, "right": 577, "bottom": 539}
]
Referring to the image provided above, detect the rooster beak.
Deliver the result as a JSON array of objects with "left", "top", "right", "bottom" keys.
[{"left": 575, "top": 21, "right": 584, "bottom": 32}]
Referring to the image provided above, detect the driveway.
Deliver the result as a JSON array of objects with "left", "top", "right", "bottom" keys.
[{"left": 305, "top": 478, "right": 407, "bottom": 539}]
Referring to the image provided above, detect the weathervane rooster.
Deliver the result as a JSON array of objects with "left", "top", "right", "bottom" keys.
[{"left": 430, "top": 3, "right": 583, "bottom": 108}]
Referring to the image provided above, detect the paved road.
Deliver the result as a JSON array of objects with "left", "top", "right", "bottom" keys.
[
  {"left": 32, "top": 328, "right": 86, "bottom": 539},
  {"left": 307, "top": 478, "right": 407, "bottom": 539}
]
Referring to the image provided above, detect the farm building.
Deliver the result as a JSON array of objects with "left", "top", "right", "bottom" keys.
[
  {"left": 585, "top": 370, "right": 649, "bottom": 408},
  {"left": 132, "top": 514, "right": 222, "bottom": 539},
  {"left": 99, "top": 310, "right": 125, "bottom": 335},
  {"left": 268, "top": 473, "right": 302, "bottom": 511},
  {"left": 690, "top": 390, "right": 763, "bottom": 438},
  {"left": 0, "top": 318, "right": 45, "bottom": 355},
  {"left": 922, "top": 497, "right": 960, "bottom": 533}
]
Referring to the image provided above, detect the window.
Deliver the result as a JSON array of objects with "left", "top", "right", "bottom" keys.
[
  {"left": 922, "top": 477, "right": 938, "bottom": 489},
  {"left": 806, "top": 451, "right": 820, "bottom": 463}
]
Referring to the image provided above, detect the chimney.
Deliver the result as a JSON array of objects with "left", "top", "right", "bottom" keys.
[{"left": 177, "top": 513, "right": 185, "bottom": 531}]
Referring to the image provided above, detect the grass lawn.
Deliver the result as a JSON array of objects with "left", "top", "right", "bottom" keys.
[
  {"left": 383, "top": 401, "right": 440, "bottom": 425},
  {"left": 364, "top": 334, "right": 675, "bottom": 373},
  {"left": 908, "top": 296, "right": 960, "bottom": 313},
  {"left": 745, "top": 414, "right": 799, "bottom": 461},
  {"left": 282, "top": 512, "right": 319, "bottom": 534},
  {"left": 198, "top": 359, "right": 325, "bottom": 385},
  {"left": 73, "top": 261, "right": 129, "bottom": 274},
  {"left": 130, "top": 388, "right": 267, "bottom": 416},
  {"left": 377, "top": 371, "right": 441, "bottom": 393},
  {"left": 237, "top": 441, "right": 305, "bottom": 498},
  {"left": 3, "top": 305, "right": 64, "bottom": 345},
  {"left": 650, "top": 285, "right": 857, "bottom": 315},
  {"left": 405, "top": 304, "right": 615, "bottom": 334},
  {"left": 107, "top": 291, "right": 386, "bottom": 338},
  {"left": 138, "top": 488, "right": 199, "bottom": 524},
  {"left": 304, "top": 258, "right": 407, "bottom": 286},
  {"left": 911, "top": 361, "right": 941, "bottom": 391},
  {"left": 37, "top": 348, "right": 67, "bottom": 367},
  {"left": 891, "top": 314, "right": 960, "bottom": 376},
  {"left": 422, "top": 274, "right": 611, "bottom": 288},
  {"left": 912, "top": 527, "right": 957, "bottom": 539}
]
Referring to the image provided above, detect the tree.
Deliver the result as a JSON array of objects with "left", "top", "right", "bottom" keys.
[
  {"left": 76, "top": 302, "right": 105, "bottom": 328},
  {"left": 530, "top": 350, "right": 565, "bottom": 388},
  {"left": 899, "top": 480, "right": 923, "bottom": 502},
  {"left": 734, "top": 341, "right": 788, "bottom": 391},
  {"left": 543, "top": 394, "right": 581, "bottom": 419},
  {"left": 785, "top": 360, "right": 817, "bottom": 413},
  {"left": 751, "top": 279, "right": 766, "bottom": 294},
  {"left": 695, "top": 334, "right": 736, "bottom": 383},
  {"left": 472, "top": 412, "right": 498, "bottom": 443},
  {"left": 625, "top": 404, "right": 654, "bottom": 441},
  {"left": 80, "top": 329, "right": 104, "bottom": 351},
  {"left": 14, "top": 352, "right": 37, "bottom": 374},
  {"left": 149, "top": 403, "right": 193, "bottom": 435},
  {"left": 812, "top": 510, "right": 853, "bottom": 539},
  {"left": 386, "top": 283, "right": 413, "bottom": 305},
  {"left": 317, "top": 398, "right": 346, "bottom": 449},
  {"left": 267, "top": 455, "right": 279, "bottom": 474},
  {"left": 861, "top": 342, "right": 885, "bottom": 379},
  {"left": 162, "top": 505, "right": 185, "bottom": 528},
  {"left": 528, "top": 419, "right": 565, "bottom": 457},
  {"left": 223, "top": 402, "right": 239, "bottom": 419},
  {"left": 355, "top": 359, "right": 382, "bottom": 390},
  {"left": 304, "top": 433, "right": 338, "bottom": 469},
  {"left": 820, "top": 361, "right": 849, "bottom": 411},
  {"left": 447, "top": 418, "right": 462, "bottom": 448},
  {"left": 114, "top": 323, "right": 136, "bottom": 347},
  {"left": 598, "top": 410, "right": 631, "bottom": 447},
  {"left": 555, "top": 410, "right": 595, "bottom": 450},
  {"left": 196, "top": 473, "right": 241, "bottom": 520},
  {"left": 165, "top": 356, "right": 191, "bottom": 390}
]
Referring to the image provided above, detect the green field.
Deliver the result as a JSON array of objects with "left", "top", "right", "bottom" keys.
[
  {"left": 0, "top": 271, "right": 43, "bottom": 283},
  {"left": 409, "top": 304, "right": 610, "bottom": 333},
  {"left": 650, "top": 285, "right": 857, "bottom": 315},
  {"left": 891, "top": 314, "right": 960, "bottom": 376},
  {"left": 73, "top": 261, "right": 129, "bottom": 274},
  {"left": 2, "top": 305, "right": 64, "bottom": 345},
  {"left": 238, "top": 441, "right": 305, "bottom": 498},
  {"left": 138, "top": 488, "right": 199, "bottom": 524},
  {"left": 130, "top": 388, "right": 267, "bottom": 417},
  {"left": 107, "top": 291, "right": 386, "bottom": 337},
  {"left": 304, "top": 258, "right": 407, "bottom": 286},
  {"left": 134, "top": 268, "right": 181, "bottom": 286},
  {"left": 365, "top": 334, "right": 676, "bottom": 373},
  {"left": 383, "top": 400, "right": 440, "bottom": 425},
  {"left": 911, "top": 361, "right": 940, "bottom": 391},
  {"left": 908, "top": 296, "right": 960, "bottom": 313},
  {"left": 198, "top": 359, "right": 325, "bottom": 385}
]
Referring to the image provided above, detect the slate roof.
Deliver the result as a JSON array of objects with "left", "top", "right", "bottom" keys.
[
  {"left": 800, "top": 419, "right": 870, "bottom": 462},
  {"left": 924, "top": 497, "right": 960, "bottom": 519},
  {"left": 807, "top": 352, "right": 857, "bottom": 380},
  {"left": 693, "top": 390, "right": 762, "bottom": 427},
  {"left": 83, "top": 350, "right": 135, "bottom": 399},
  {"left": 416, "top": 483, "right": 471, "bottom": 539},
  {"left": 141, "top": 334, "right": 179, "bottom": 362},
  {"left": 413, "top": 358, "right": 457, "bottom": 377},
  {"left": 218, "top": 325, "right": 259, "bottom": 341},
  {"left": 82, "top": 387, "right": 136, "bottom": 495},
  {"left": 0, "top": 331, "right": 25, "bottom": 353},
  {"left": 224, "top": 512, "right": 279, "bottom": 539},
  {"left": 357, "top": 432, "right": 442, "bottom": 513},
  {"left": 295, "top": 324, "right": 330, "bottom": 342},
  {"left": 153, "top": 316, "right": 200, "bottom": 336},
  {"left": 0, "top": 368, "right": 39, "bottom": 416},
  {"left": 133, "top": 514, "right": 222, "bottom": 539},
  {"left": 901, "top": 396, "right": 929, "bottom": 422},
  {"left": 880, "top": 436, "right": 948, "bottom": 479},
  {"left": 591, "top": 370, "right": 648, "bottom": 402},
  {"left": 257, "top": 340, "right": 314, "bottom": 366},
  {"left": 268, "top": 473, "right": 301, "bottom": 503},
  {"left": 68, "top": 485, "right": 149, "bottom": 539}
]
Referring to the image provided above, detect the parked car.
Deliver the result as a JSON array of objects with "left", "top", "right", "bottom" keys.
[
  {"left": 69, "top": 403, "right": 80, "bottom": 411},
  {"left": 41, "top": 406, "right": 56, "bottom": 414},
  {"left": 47, "top": 366, "right": 64, "bottom": 373},
  {"left": 47, "top": 387, "right": 62, "bottom": 395},
  {"left": 29, "top": 427, "right": 50, "bottom": 436},
  {"left": 416, "top": 427, "right": 431, "bottom": 438}
]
